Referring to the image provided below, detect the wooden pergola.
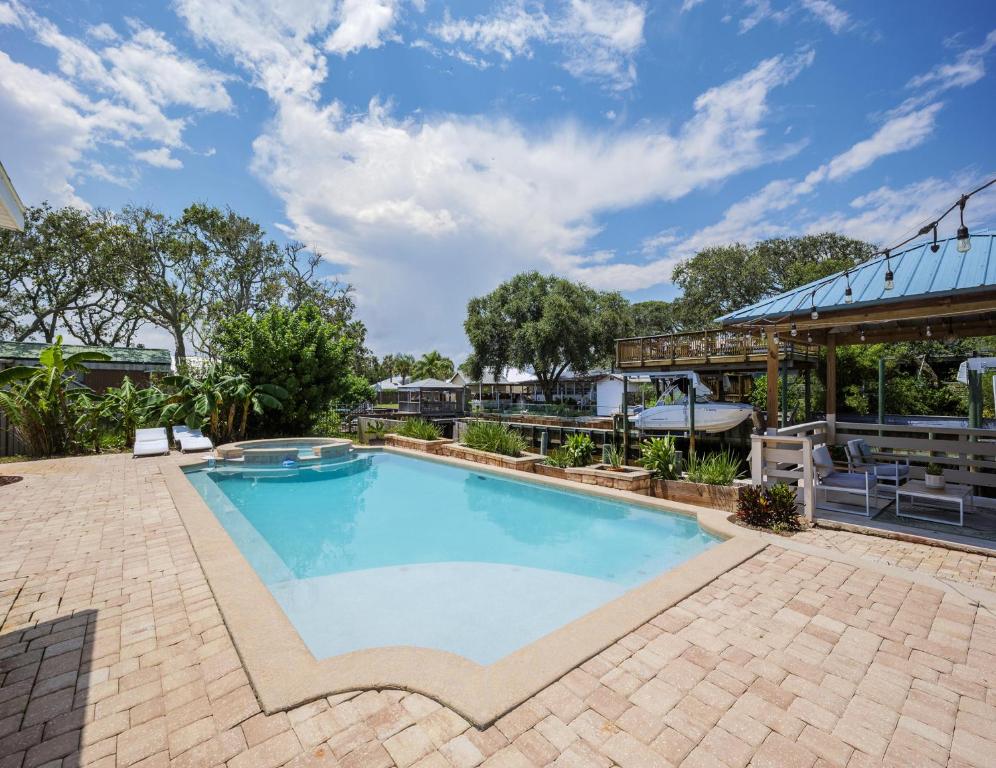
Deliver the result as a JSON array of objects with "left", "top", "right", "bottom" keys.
[{"left": 716, "top": 233, "right": 996, "bottom": 436}]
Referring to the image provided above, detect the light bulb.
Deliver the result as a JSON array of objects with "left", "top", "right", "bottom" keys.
[
  {"left": 957, "top": 225, "right": 971, "bottom": 253},
  {"left": 806, "top": 333, "right": 812, "bottom": 343},
  {"left": 926, "top": 325, "right": 932, "bottom": 338},
  {"left": 811, "top": 309, "right": 819, "bottom": 320},
  {"left": 844, "top": 285, "right": 853, "bottom": 304},
  {"left": 791, "top": 323, "right": 798, "bottom": 337},
  {"left": 860, "top": 330, "right": 866, "bottom": 342},
  {"left": 884, "top": 269, "right": 894, "bottom": 291}
]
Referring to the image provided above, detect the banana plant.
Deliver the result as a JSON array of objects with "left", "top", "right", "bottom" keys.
[{"left": 0, "top": 337, "right": 110, "bottom": 456}]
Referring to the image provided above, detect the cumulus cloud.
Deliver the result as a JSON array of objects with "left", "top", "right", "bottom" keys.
[
  {"left": 0, "top": 1, "right": 230, "bottom": 204},
  {"left": 326, "top": 0, "right": 400, "bottom": 55},
  {"left": 134, "top": 147, "right": 183, "bottom": 169},
  {"left": 428, "top": 0, "right": 646, "bottom": 90}
]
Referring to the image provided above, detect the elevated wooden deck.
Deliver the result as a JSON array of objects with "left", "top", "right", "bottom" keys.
[{"left": 616, "top": 329, "right": 819, "bottom": 372}]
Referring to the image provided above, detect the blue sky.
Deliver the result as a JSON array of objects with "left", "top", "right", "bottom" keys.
[{"left": 1, "top": 0, "right": 995, "bottom": 358}]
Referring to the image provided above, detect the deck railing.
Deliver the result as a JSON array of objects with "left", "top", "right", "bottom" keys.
[{"left": 616, "top": 329, "right": 818, "bottom": 368}]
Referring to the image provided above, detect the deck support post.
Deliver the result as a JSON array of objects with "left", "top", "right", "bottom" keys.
[
  {"left": 766, "top": 335, "right": 779, "bottom": 433},
  {"left": 804, "top": 368, "right": 812, "bottom": 422},
  {"left": 621, "top": 376, "right": 630, "bottom": 462},
  {"left": 825, "top": 335, "right": 837, "bottom": 443}
]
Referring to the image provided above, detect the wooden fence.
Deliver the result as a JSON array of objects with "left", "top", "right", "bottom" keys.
[
  {"left": 0, "top": 413, "right": 25, "bottom": 457},
  {"left": 749, "top": 421, "right": 827, "bottom": 520}
]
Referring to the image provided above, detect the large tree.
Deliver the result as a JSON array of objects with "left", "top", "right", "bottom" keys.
[
  {"left": 464, "top": 272, "right": 632, "bottom": 402},
  {"left": 630, "top": 300, "right": 681, "bottom": 336},
  {"left": 0, "top": 204, "right": 142, "bottom": 344},
  {"left": 212, "top": 304, "right": 373, "bottom": 435},
  {"left": 672, "top": 233, "right": 875, "bottom": 329}
]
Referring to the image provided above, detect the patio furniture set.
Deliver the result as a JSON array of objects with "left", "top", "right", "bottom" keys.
[
  {"left": 812, "top": 438, "right": 972, "bottom": 526},
  {"left": 133, "top": 425, "right": 214, "bottom": 457}
]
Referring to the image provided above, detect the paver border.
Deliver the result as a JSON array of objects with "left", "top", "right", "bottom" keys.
[{"left": 164, "top": 446, "right": 766, "bottom": 727}]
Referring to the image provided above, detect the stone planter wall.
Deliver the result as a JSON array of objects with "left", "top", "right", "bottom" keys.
[
  {"left": 651, "top": 478, "right": 741, "bottom": 513},
  {"left": 440, "top": 443, "right": 544, "bottom": 472},
  {"left": 566, "top": 465, "right": 652, "bottom": 494},
  {"left": 534, "top": 463, "right": 572, "bottom": 481},
  {"left": 384, "top": 435, "right": 452, "bottom": 454}
]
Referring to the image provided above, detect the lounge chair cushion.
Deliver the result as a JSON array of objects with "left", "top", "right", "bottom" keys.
[
  {"left": 136, "top": 427, "right": 167, "bottom": 443},
  {"left": 820, "top": 470, "right": 871, "bottom": 490},
  {"left": 133, "top": 439, "right": 169, "bottom": 457},
  {"left": 179, "top": 435, "right": 213, "bottom": 452},
  {"left": 812, "top": 445, "right": 835, "bottom": 478}
]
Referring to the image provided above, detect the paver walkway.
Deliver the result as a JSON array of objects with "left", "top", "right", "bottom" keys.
[{"left": 0, "top": 454, "right": 994, "bottom": 768}]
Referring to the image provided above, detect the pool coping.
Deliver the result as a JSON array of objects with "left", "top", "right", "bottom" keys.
[{"left": 164, "top": 446, "right": 766, "bottom": 727}]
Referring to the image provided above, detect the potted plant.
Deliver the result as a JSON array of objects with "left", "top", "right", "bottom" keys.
[{"left": 925, "top": 463, "right": 945, "bottom": 489}]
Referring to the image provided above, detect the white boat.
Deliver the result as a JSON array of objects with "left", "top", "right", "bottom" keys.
[{"left": 634, "top": 372, "right": 755, "bottom": 433}]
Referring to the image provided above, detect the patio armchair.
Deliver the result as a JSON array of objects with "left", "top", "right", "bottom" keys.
[
  {"left": 845, "top": 439, "right": 909, "bottom": 487},
  {"left": 133, "top": 427, "right": 170, "bottom": 458},
  {"left": 813, "top": 445, "right": 879, "bottom": 517}
]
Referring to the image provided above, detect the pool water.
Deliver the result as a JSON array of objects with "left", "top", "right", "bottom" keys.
[{"left": 186, "top": 451, "right": 718, "bottom": 664}]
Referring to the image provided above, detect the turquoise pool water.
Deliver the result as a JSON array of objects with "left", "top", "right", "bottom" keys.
[{"left": 186, "top": 451, "right": 718, "bottom": 663}]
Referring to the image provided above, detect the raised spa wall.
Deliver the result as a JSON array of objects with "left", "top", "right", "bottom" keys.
[{"left": 215, "top": 438, "right": 352, "bottom": 465}]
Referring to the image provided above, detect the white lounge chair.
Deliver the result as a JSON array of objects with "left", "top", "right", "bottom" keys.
[
  {"left": 133, "top": 427, "right": 170, "bottom": 458},
  {"left": 845, "top": 438, "right": 910, "bottom": 487},
  {"left": 813, "top": 445, "right": 881, "bottom": 517},
  {"left": 171, "top": 425, "right": 213, "bottom": 453}
]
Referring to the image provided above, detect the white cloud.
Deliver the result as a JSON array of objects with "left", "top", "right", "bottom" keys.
[
  {"left": 432, "top": 1, "right": 550, "bottom": 60},
  {"left": 680, "top": 0, "right": 706, "bottom": 11},
  {"left": 428, "top": 0, "right": 646, "bottom": 90},
  {"left": 908, "top": 28, "right": 996, "bottom": 92},
  {"left": 326, "top": 0, "right": 399, "bottom": 55},
  {"left": 0, "top": 1, "right": 231, "bottom": 204},
  {"left": 800, "top": 0, "right": 850, "bottom": 33},
  {"left": 134, "top": 147, "right": 183, "bottom": 169}
]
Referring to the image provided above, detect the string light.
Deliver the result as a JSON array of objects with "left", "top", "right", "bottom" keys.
[
  {"left": 790, "top": 322, "right": 798, "bottom": 337},
  {"left": 860, "top": 329, "right": 866, "bottom": 342},
  {"left": 806, "top": 332, "right": 813, "bottom": 343},
  {"left": 957, "top": 195, "right": 971, "bottom": 253},
  {"left": 810, "top": 290, "right": 819, "bottom": 320},
  {"left": 925, "top": 324, "right": 932, "bottom": 338},
  {"left": 733, "top": 177, "right": 995, "bottom": 335}
]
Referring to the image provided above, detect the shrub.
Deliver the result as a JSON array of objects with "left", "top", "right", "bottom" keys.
[
  {"left": 213, "top": 304, "right": 373, "bottom": 436},
  {"left": 463, "top": 421, "right": 526, "bottom": 457},
  {"left": 602, "top": 444, "right": 624, "bottom": 468},
  {"left": 736, "top": 483, "right": 801, "bottom": 531},
  {"left": 365, "top": 420, "right": 388, "bottom": 441},
  {"left": 685, "top": 450, "right": 742, "bottom": 485},
  {"left": 544, "top": 448, "right": 573, "bottom": 468},
  {"left": 639, "top": 436, "right": 681, "bottom": 480},
  {"left": 310, "top": 408, "right": 344, "bottom": 437},
  {"left": 396, "top": 418, "right": 442, "bottom": 440},
  {"left": 563, "top": 433, "right": 596, "bottom": 467}
]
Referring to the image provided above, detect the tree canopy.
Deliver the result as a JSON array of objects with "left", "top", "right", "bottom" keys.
[
  {"left": 464, "top": 272, "right": 632, "bottom": 401},
  {"left": 667, "top": 233, "right": 876, "bottom": 330},
  {"left": 212, "top": 304, "right": 373, "bottom": 435}
]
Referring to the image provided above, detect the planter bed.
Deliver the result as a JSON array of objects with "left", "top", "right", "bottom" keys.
[
  {"left": 651, "top": 478, "right": 742, "bottom": 513},
  {"left": 534, "top": 463, "right": 575, "bottom": 481},
  {"left": 566, "top": 464, "right": 652, "bottom": 494},
  {"left": 439, "top": 443, "right": 544, "bottom": 472},
  {"left": 384, "top": 434, "right": 452, "bottom": 454}
]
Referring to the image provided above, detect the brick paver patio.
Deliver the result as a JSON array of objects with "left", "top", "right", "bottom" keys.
[{"left": 0, "top": 454, "right": 994, "bottom": 767}]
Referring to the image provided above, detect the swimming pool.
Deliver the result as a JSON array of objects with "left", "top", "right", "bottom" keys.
[{"left": 185, "top": 451, "right": 719, "bottom": 664}]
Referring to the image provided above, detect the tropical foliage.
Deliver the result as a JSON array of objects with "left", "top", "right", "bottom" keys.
[
  {"left": 0, "top": 337, "right": 109, "bottom": 456},
  {"left": 543, "top": 448, "right": 573, "bottom": 468},
  {"left": 412, "top": 351, "right": 455, "bottom": 381},
  {"left": 736, "top": 483, "right": 801, "bottom": 531},
  {"left": 462, "top": 420, "right": 526, "bottom": 457},
  {"left": 395, "top": 418, "right": 442, "bottom": 441},
  {"left": 639, "top": 436, "right": 681, "bottom": 480},
  {"left": 562, "top": 433, "right": 596, "bottom": 467},
  {"left": 685, "top": 450, "right": 743, "bottom": 485},
  {"left": 160, "top": 365, "right": 287, "bottom": 443}
]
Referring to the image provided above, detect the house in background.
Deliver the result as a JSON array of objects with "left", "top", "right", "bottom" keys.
[
  {"left": 0, "top": 159, "right": 25, "bottom": 231},
  {"left": 0, "top": 342, "right": 172, "bottom": 393}
]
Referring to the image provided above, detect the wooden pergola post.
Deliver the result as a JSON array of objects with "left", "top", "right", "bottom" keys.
[
  {"left": 766, "top": 334, "right": 779, "bottom": 432},
  {"left": 825, "top": 335, "right": 837, "bottom": 443}
]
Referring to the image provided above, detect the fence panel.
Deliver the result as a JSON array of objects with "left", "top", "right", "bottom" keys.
[{"left": 0, "top": 413, "right": 25, "bottom": 457}]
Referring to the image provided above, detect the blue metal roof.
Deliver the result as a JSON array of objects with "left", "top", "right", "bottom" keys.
[{"left": 716, "top": 231, "right": 996, "bottom": 325}]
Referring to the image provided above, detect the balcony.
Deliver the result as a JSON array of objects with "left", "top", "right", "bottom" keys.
[{"left": 615, "top": 329, "right": 819, "bottom": 371}]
